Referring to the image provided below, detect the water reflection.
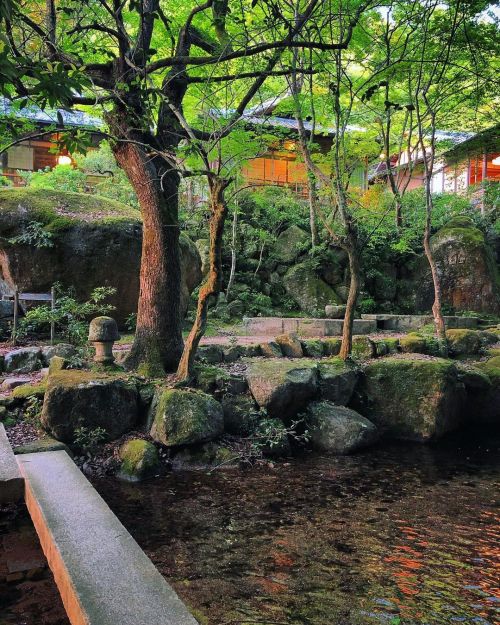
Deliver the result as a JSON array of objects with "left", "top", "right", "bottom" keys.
[{"left": 93, "top": 429, "right": 500, "bottom": 625}]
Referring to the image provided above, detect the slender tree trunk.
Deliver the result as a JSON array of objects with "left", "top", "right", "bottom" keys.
[
  {"left": 254, "top": 241, "right": 265, "bottom": 277},
  {"left": 339, "top": 240, "right": 360, "bottom": 360},
  {"left": 226, "top": 208, "right": 238, "bottom": 300},
  {"left": 112, "top": 142, "right": 183, "bottom": 375},
  {"left": 177, "top": 177, "right": 229, "bottom": 381},
  {"left": 308, "top": 175, "right": 319, "bottom": 246}
]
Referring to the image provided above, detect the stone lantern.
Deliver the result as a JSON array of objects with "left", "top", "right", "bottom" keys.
[{"left": 88, "top": 316, "right": 120, "bottom": 364}]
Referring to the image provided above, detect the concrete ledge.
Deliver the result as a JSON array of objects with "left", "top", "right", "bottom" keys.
[
  {"left": 17, "top": 451, "right": 198, "bottom": 625},
  {"left": 243, "top": 317, "right": 377, "bottom": 337},
  {"left": 0, "top": 423, "right": 24, "bottom": 503}
]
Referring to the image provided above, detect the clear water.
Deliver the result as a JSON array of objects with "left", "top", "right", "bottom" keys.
[{"left": 93, "top": 428, "right": 500, "bottom": 625}]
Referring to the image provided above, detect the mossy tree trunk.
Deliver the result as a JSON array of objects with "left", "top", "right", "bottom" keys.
[
  {"left": 112, "top": 140, "right": 183, "bottom": 375},
  {"left": 339, "top": 240, "right": 360, "bottom": 360},
  {"left": 177, "top": 176, "right": 230, "bottom": 382}
]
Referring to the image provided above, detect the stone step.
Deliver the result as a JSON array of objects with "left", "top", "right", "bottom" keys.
[
  {"left": 242, "top": 317, "right": 376, "bottom": 337},
  {"left": 0, "top": 423, "right": 24, "bottom": 504},
  {"left": 17, "top": 451, "right": 198, "bottom": 625}
]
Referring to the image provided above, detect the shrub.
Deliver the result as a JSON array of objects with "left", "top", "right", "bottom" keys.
[
  {"left": 9, "top": 220, "right": 54, "bottom": 248},
  {"left": 19, "top": 164, "right": 87, "bottom": 193}
]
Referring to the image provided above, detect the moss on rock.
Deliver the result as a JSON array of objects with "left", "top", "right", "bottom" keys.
[
  {"left": 12, "top": 382, "right": 47, "bottom": 400},
  {"left": 301, "top": 339, "right": 325, "bottom": 358},
  {"left": 472, "top": 356, "right": 500, "bottom": 423},
  {"left": 318, "top": 357, "right": 359, "bottom": 405},
  {"left": 118, "top": 439, "right": 159, "bottom": 482},
  {"left": 446, "top": 329, "right": 482, "bottom": 357},
  {"left": 354, "top": 356, "right": 465, "bottom": 441},
  {"left": 150, "top": 388, "right": 224, "bottom": 447},
  {"left": 351, "top": 336, "right": 376, "bottom": 360}
]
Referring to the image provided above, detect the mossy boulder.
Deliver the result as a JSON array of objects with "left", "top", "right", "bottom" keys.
[
  {"left": 150, "top": 388, "right": 224, "bottom": 447},
  {"left": 245, "top": 358, "right": 318, "bottom": 420},
  {"left": 12, "top": 382, "right": 47, "bottom": 400},
  {"left": 275, "top": 333, "right": 303, "bottom": 358},
  {"left": 399, "top": 333, "right": 428, "bottom": 354},
  {"left": 221, "top": 394, "right": 260, "bottom": 436},
  {"left": 171, "top": 441, "right": 239, "bottom": 469},
  {"left": 41, "top": 370, "right": 139, "bottom": 443},
  {"left": 118, "top": 439, "right": 159, "bottom": 482},
  {"left": 354, "top": 357, "right": 466, "bottom": 441},
  {"left": 373, "top": 338, "right": 400, "bottom": 357},
  {"left": 283, "top": 261, "right": 341, "bottom": 315},
  {"left": 48, "top": 355, "right": 68, "bottom": 374},
  {"left": 322, "top": 338, "right": 342, "bottom": 356},
  {"left": 197, "top": 345, "right": 224, "bottom": 364},
  {"left": 260, "top": 341, "right": 283, "bottom": 357},
  {"left": 273, "top": 225, "right": 309, "bottom": 263},
  {"left": 318, "top": 358, "right": 359, "bottom": 406},
  {"left": 0, "top": 189, "right": 202, "bottom": 324},
  {"left": 351, "top": 336, "right": 376, "bottom": 359},
  {"left": 472, "top": 356, "right": 500, "bottom": 423},
  {"left": 415, "top": 216, "right": 499, "bottom": 314},
  {"left": 41, "top": 343, "right": 77, "bottom": 364},
  {"left": 194, "top": 365, "right": 229, "bottom": 394},
  {"left": 446, "top": 329, "right": 482, "bottom": 356},
  {"left": 301, "top": 339, "right": 324, "bottom": 358},
  {"left": 306, "top": 401, "right": 378, "bottom": 454}
]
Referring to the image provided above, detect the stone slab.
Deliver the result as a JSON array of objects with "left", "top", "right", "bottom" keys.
[
  {"left": 0, "top": 423, "right": 24, "bottom": 504},
  {"left": 243, "top": 317, "right": 377, "bottom": 337},
  {"left": 17, "top": 451, "right": 198, "bottom": 625},
  {"left": 361, "top": 314, "right": 479, "bottom": 331}
]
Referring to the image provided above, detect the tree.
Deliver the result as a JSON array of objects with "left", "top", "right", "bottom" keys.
[{"left": 2, "top": 0, "right": 354, "bottom": 374}]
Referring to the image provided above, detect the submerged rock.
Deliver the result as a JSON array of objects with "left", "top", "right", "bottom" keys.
[
  {"left": 150, "top": 388, "right": 224, "bottom": 447},
  {"left": 306, "top": 401, "right": 378, "bottom": 454},
  {"left": 354, "top": 357, "right": 465, "bottom": 441},
  {"left": 318, "top": 358, "right": 359, "bottom": 405},
  {"left": 118, "top": 439, "right": 159, "bottom": 482},
  {"left": 41, "top": 370, "right": 139, "bottom": 443},
  {"left": 245, "top": 358, "right": 318, "bottom": 420}
]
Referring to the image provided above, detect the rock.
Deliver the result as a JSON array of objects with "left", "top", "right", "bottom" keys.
[
  {"left": 399, "top": 333, "right": 428, "bottom": 354},
  {"left": 472, "top": 356, "right": 500, "bottom": 423},
  {"left": 351, "top": 336, "right": 376, "bottom": 359},
  {"left": 245, "top": 358, "right": 318, "bottom": 420},
  {"left": 322, "top": 338, "right": 342, "bottom": 356},
  {"left": 4, "top": 347, "right": 43, "bottom": 374},
  {"left": 446, "top": 329, "right": 482, "bottom": 356},
  {"left": 373, "top": 338, "right": 400, "bottom": 357},
  {"left": 283, "top": 262, "right": 341, "bottom": 315},
  {"left": 222, "top": 395, "right": 259, "bottom": 436},
  {"left": 415, "top": 217, "right": 500, "bottom": 314},
  {"left": 238, "top": 344, "right": 262, "bottom": 358},
  {"left": 41, "top": 343, "right": 77, "bottom": 364},
  {"left": 255, "top": 418, "right": 292, "bottom": 457},
  {"left": 275, "top": 333, "right": 303, "bottom": 358},
  {"left": 12, "top": 382, "right": 46, "bottom": 400},
  {"left": 1, "top": 376, "right": 30, "bottom": 391},
  {"left": 222, "top": 346, "right": 242, "bottom": 363},
  {"left": 14, "top": 436, "right": 70, "bottom": 455},
  {"left": 195, "top": 238, "right": 210, "bottom": 277},
  {"left": 273, "top": 225, "right": 309, "bottom": 263},
  {"left": 118, "top": 439, "right": 159, "bottom": 482},
  {"left": 150, "top": 389, "right": 224, "bottom": 447},
  {"left": 260, "top": 341, "right": 283, "bottom": 357},
  {"left": 194, "top": 365, "right": 229, "bottom": 394},
  {"left": 354, "top": 357, "right": 465, "bottom": 441},
  {"left": 0, "top": 189, "right": 202, "bottom": 324},
  {"left": 41, "top": 371, "right": 139, "bottom": 443},
  {"left": 306, "top": 401, "right": 378, "bottom": 454},
  {"left": 48, "top": 355, "right": 68, "bottom": 374},
  {"left": 301, "top": 339, "right": 324, "bottom": 358},
  {"left": 318, "top": 358, "right": 358, "bottom": 405},
  {"left": 226, "top": 300, "right": 244, "bottom": 317},
  {"left": 171, "top": 442, "right": 238, "bottom": 469},
  {"left": 325, "top": 304, "right": 347, "bottom": 319},
  {"left": 225, "top": 376, "right": 248, "bottom": 395},
  {"left": 197, "top": 345, "right": 224, "bottom": 364}
]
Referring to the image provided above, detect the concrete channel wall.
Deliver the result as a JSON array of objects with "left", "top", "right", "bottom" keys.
[{"left": 17, "top": 450, "right": 199, "bottom": 625}]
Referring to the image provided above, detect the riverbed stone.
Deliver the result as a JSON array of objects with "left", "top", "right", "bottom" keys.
[
  {"left": 150, "top": 388, "right": 224, "bottom": 447},
  {"left": 275, "top": 333, "right": 303, "bottom": 358},
  {"left": 245, "top": 358, "right": 318, "bottom": 420},
  {"left": 41, "top": 371, "right": 139, "bottom": 443},
  {"left": 222, "top": 395, "right": 259, "bottom": 436},
  {"left": 306, "top": 402, "right": 378, "bottom": 454},
  {"left": 118, "top": 439, "right": 159, "bottom": 482},
  {"left": 354, "top": 357, "right": 465, "bottom": 441},
  {"left": 318, "top": 358, "right": 359, "bottom": 405},
  {"left": 4, "top": 347, "right": 43, "bottom": 374}
]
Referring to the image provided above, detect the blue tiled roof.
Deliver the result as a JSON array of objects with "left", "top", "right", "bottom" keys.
[{"left": 0, "top": 97, "right": 102, "bottom": 128}]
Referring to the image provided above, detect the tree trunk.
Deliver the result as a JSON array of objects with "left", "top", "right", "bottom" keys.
[
  {"left": 112, "top": 142, "right": 183, "bottom": 375},
  {"left": 308, "top": 176, "right": 319, "bottom": 247},
  {"left": 177, "top": 177, "right": 229, "bottom": 381},
  {"left": 226, "top": 208, "right": 238, "bottom": 300},
  {"left": 339, "top": 242, "right": 360, "bottom": 360},
  {"left": 423, "top": 220, "right": 447, "bottom": 354}
]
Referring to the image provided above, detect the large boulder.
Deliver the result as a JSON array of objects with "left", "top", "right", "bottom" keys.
[
  {"left": 318, "top": 358, "right": 359, "bottom": 405},
  {"left": 283, "top": 261, "right": 341, "bottom": 315},
  {"left": 275, "top": 333, "right": 303, "bottom": 358},
  {"left": 273, "top": 225, "right": 309, "bottom": 263},
  {"left": 0, "top": 189, "right": 202, "bottom": 324},
  {"left": 150, "top": 388, "right": 224, "bottom": 447},
  {"left": 306, "top": 401, "right": 378, "bottom": 454},
  {"left": 41, "top": 371, "right": 140, "bottom": 443},
  {"left": 245, "top": 358, "right": 318, "bottom": 420},
  {"left": 353, "top": 356, "right": 466, "bottom": 441},
  {"left": 472, "top": 355, "right": 500, "bottom": 424},
  {"left": 415, "top": 217, "right": 499, "bottom": 314},
  {"left": 4, "top": 347, "right": 43, "bottom": 373}
]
